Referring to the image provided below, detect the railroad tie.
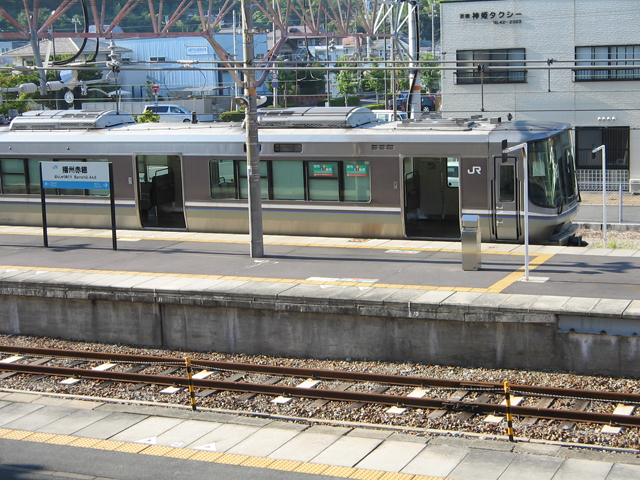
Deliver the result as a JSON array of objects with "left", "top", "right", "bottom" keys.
[
  {"left": 560, "top": 399, "right": 590, "bottom": 430},
  {"left": 348, "top": 386, "right": 389, "bottom": 410},
  {"left": 197, "top": 373, "right": 245, "bottom": 397},
  {"left": 128, "top": 366, "right": 180, "bottom": 392},
  {"left": 235, "top": 377, "right": 283, "bottom": 402}
]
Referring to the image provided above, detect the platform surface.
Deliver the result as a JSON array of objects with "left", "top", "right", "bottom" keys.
[
  {"left": 0, "top": 225, "right": 639, "bottom": 305},
  {"left": 1, "top": 390, "right": 639, "bottom": 480}
]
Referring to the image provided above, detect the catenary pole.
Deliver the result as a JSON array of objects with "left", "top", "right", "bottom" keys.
[{"left": 241, "top": 0, "right": 264, "bottom": 258}]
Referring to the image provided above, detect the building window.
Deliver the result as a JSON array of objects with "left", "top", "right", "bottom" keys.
[
  {"left": 455, "top": 48, "right": 526, "bottom": 84},
  {"left": 575, "top": 46, "right": 640, "bottom": 81},
  {"left": 575, "top": 127, "right": 629, "bottom": 170},
  {"left": 149, "top": 56, "right": 166, "bottom": 62}
]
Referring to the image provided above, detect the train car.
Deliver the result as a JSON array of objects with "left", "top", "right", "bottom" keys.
[{"left": 0, "top": 107, "right": 580, "bottom": 244}]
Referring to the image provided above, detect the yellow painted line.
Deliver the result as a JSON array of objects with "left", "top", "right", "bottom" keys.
[
  {"left": 0, "top": 427, "right": 452, "bottom": 479},
  {"left": 485, "top": 253, "right": 555, "bottom": 293},
  {"left": 0, "top": 247, "right": 554, "bottom": 295}
]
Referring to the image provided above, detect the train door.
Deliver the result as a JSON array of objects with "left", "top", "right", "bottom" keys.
[
  {"left": 136, "top": 154, "right": 186, "bottom": 229},
  {"left": 492, "top": 157, "right": 520, "bottom": 241},
  {"left": 403, "top": 157, "right": 460, "bottom": 239}
]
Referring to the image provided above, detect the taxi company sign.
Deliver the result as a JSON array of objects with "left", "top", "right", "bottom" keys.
[{"left": 41, "top": 162, "right": 110, "bottom": 190}]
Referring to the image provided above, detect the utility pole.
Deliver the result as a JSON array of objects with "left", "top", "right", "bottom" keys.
[
  {"left": 241, "top": 0, "right": 264, "bottom": 258},
  {"left": 408, "top": 0, "right": 421, "bottom": 119}
]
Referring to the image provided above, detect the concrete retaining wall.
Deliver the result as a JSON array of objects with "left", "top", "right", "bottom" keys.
[{"left": 1, "top": 281, "right": 640, "bottom": 377}]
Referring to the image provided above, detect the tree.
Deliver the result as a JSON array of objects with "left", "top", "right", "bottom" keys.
[
  {"left": 334, "top": 59, "right": 358, "bottom": 106},
  {"left": 420, "top": 53, "right": 441, "bottom": 93},
  {"left": 362, "top": 62, "right": 386, "bottom": 103}
]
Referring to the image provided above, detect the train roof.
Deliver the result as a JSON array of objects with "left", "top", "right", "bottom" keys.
[{"left": 0, "top": 108, "right": 571, "bottom": 147}]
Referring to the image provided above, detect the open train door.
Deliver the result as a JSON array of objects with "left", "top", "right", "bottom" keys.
[
  {"left": 403, "top": 157, "right": 460, "bottom": 239},
  {"left": 136, "top": 154, "right": 186, "bottom": 229},
  {"left": 492, "top": 156, "right": 520, "bottom": 241}
]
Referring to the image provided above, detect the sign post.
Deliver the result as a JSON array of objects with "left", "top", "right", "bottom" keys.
[
  {"left": 40, "top": 162, "right": 117, "bottom": 250},
  {"left": 152, "top": 84, "right": 159, "bottom": 106}
]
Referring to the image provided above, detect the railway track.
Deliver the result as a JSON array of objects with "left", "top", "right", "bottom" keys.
[{"left": 2, "top": 345, "right": 640, "bottom": 433}]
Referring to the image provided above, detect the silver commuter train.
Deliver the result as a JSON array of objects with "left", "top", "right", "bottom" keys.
[{"left": 0, "top": 107, "right": 580, "bottom": 244}]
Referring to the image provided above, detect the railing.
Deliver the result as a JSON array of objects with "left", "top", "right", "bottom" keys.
[{"left": 576, "top": 181, "right": 640, "bottom": 224}]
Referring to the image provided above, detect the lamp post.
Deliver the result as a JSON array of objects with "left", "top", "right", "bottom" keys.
[
  {"left": 502, "top": 141, "right": 531, "bottom": 281},
  {"left": 592, "top": 145, "right": 607, "bottom": 247}
]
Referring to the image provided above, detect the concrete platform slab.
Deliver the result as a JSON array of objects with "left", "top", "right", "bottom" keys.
[
  {"left": 156, "top": 419, "right": 222, "bottom": 448},
  {"left": 401, "top": 444, "right": 470, "bottom": 477},
  {"left": 226, "top": 425, "right": 305, "bottom": 457},
  {"left": 1, "top": 405, "right": 75, "bottom": 431},
  {"left": 605, "top": 463, "right": 640, "bottom": 480},
  {"left": 356, "top": 440, "right": 426, "bottom": 472},
  {"left": 36, "top": 409, "right": 113, "bottom": 435},
  {"left": 0, "top": 402, "right": 44, "bottom": 426},
  {"left": 110, "top": 416, "right": 185, "bottom": 442},
  {"left": 310, "top": 435, "right": 383, "bottom": 467},
  {"left": 447, "top": 448, "right": 516, "bottom": 480},
  {"left": 497, "top": 452, "right": 562, "bottom": 480},
  {"left": 551, "top": 458, "right": 614, "bottom": 480},
  {"left": 184, "top": 423, "right": 259, "bottom": 452},
  {"left": 71, "top": 412, "right": 146, "bottom": 439},
  {"left": 268, "top": 431, "right": 342, "bottom": 462}
]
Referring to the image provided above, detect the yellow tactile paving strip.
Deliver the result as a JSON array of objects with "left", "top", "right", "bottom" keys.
[
  {"left": 0, "top": 227, "right": 555, "bottom": 293},
  {"left": 0, "top": 252, "right": 551, "bottom": 295},
  {"left": 0, "top": 428, "right": 449, "bottom": 480}
]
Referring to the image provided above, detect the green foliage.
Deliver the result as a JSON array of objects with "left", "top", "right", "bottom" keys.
[
  {"left": 219, "top": 111, "right": 245, "bottom": 122},
  {"left": 367, "top": 103, "right": 386, "bottom": 110},
  {"left": 135, "top": 110, "right": 160, "bottom": 123},
  {"left": 317, "top": 96, "right": 360, "bottom": 107}
]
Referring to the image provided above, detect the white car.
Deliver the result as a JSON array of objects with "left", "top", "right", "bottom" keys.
[
  {"left": 371, "top": 110, "right": 408, "bottom": 122},
  {"left": 144, "top": 104, "right": 195, "bottom": 122}
]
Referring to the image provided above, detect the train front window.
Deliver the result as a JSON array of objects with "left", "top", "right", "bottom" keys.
[{"left": 528, "top": 135, "right": 566, "bottom": 208}]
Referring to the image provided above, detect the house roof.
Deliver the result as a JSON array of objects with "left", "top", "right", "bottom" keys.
[{"left": 0, "top": 38, "right": 131, "bottom": 58}]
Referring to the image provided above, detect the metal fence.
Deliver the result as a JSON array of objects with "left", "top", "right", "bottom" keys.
[{"left": 576, "top": 182, "right": 640, "bottom": 224}]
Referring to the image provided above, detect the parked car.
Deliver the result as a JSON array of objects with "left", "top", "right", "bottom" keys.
[
  {"left": 371, "top": 110, "right": 408, "bottom": 122},
  {"left": 388, "top": 95, "right": 436, "bottom": 112},
  {"left": 144, "top": 104, "right": 196, "bottom": 122}
]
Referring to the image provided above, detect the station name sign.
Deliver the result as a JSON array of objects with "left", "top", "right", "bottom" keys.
[
  {"left": 41, "top": 161, "right": 110, "bottom": 190},
  {"left": 460, "top": 11, "right": 523, "bottom": 25}
]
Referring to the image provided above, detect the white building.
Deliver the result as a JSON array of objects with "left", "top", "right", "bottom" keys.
[{"left": 440, "top": 0, "right": 640, "bottom": 189}]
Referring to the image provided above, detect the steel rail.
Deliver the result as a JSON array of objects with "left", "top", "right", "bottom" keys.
[
  {"left": 1, "top": 345, "right": 639, "bottom": 404},
  {"left": 1, "top": 362, "right": 640, "bottom": 428}
]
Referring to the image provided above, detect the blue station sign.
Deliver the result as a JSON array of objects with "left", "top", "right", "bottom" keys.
[{"left": 41, "top": 162, "right": 110, "bottom": 190}]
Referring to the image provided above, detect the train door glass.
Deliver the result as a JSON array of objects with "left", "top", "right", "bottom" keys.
[
  {"left": 403, "top": 157, "right": 461, "bottom": 239},
  {"left": 136, "top": 154, "right": 186, "bottom": 229},
  {"left": 493, "top": 158, "right": 520, "bottom": 241}
]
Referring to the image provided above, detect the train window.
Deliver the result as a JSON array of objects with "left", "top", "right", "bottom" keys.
[
  {"left": 499, "top": 164, "right": 515, "bottom": 202},
  {"left": 446, "top": 158, "right": 460, "bottom": 188},
  {"left": 272, "top": 161, "right": 304, "bottom": 200},
  {"left": 27, "top": 159, "right": 42, "bottom": 194},
  {"left": 343, "top": 162, "right": 370, "bottom": 202},
  {"left": 307, "top": 162, "right": 339, "bottom": 201},
  {"left": 210, "top": 160, "right": 237, "bottom": 199},
  {"left": 0, "top": 159, "right": 27, "bottom": 194},
  {"left": 238, "top": 160, "right": 269, "bottom": 200}
]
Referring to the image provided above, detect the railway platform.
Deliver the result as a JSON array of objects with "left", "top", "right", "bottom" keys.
[
  {"left": 0, "top": 226, "right": 640, "bottom": 376},
  {"left": 1, "top": 389, "right": 639, "bottom": 480}
]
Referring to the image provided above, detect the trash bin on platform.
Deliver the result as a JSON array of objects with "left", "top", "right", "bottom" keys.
[{"left": 461, "top": 215, "right": 481, "bottom": 271}]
